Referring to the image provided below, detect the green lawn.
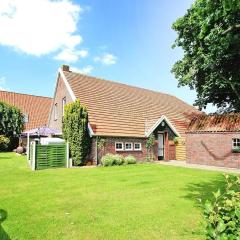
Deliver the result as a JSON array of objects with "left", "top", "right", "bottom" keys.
[{"left": 0, "top": 153, "right": 225, "bottom": 240}]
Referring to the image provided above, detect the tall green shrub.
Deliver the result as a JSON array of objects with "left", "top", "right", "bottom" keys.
[
  {"left": 0, "top": 101, "right": 24, "bottom": 151},
  {"left": 62, "top": 99, "right": 90, "bottom": 166}
]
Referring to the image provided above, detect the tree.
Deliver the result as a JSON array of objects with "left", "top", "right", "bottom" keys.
[
  {"left": 62, "top": 99, "right": 91, "bottom": 166},
  {"left": 172, "top": 0, "right": 240, "bottom": 112},
  {"left": 0, "top": 101, "right": 24, "bottom": 151},
  {"left": 0, "top": 101, "right": 24, "bottom": 136}
]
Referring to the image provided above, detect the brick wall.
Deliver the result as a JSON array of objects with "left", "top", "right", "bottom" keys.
[
  {"left": 186, "top": 132, "right": 240, "bottom": 168},
  {"left": 88, "top": 136, "right": 176, "bottom": 164},
  {"left": 97, "top": 137, "right": 148, "bottom": 163},
  {"left": 48, "top": 75, "right": 73, "bottom": 130}
]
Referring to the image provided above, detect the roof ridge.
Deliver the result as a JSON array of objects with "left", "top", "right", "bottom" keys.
[{"left": 0, "top": 90, "right": 52, "bottom": 99}]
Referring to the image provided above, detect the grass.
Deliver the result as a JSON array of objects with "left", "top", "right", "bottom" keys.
[{"left": 0, "top": 152, "right": 225, "bottom": 240}]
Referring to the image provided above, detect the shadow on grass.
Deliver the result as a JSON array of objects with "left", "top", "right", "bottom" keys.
[
  {"left": 183, "top": 174, "right": 226, "bottom": 208},
  {"left": 0, "top": 209, "right": 11, "bottom": 240}
]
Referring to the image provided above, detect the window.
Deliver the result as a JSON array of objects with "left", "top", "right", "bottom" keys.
[
  {"left": 232, "top": 138, "right": 240, "bottom": 148},
  {"left": 54, "top": 103, "right": 58, "bottom": 120},
  {"left": 23, "top": 113, "right": 29, "bottom": 123},
  {"left": 62, "top": 97, "right": 66, "bottom": 116},
  {"left": 125, "top": 142, "right": 133, "bottom": 151},
  {"left": 134, "top": 142, "right": 142, "bottom": 151},
  {"left": 115, "top": 142, "right": 124, "bottom": 151}
]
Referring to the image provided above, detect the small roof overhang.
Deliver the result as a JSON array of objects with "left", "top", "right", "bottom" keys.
[{"left": 145, "top": 115, "right": 181, "bottom": 137}]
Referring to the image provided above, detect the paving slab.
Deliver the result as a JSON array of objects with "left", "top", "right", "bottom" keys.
[{"left": 156, "top": 160, "right": 240, "bottom": 174}]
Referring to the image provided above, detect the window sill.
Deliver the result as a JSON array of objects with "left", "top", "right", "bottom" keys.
[
  {"left": 232, "top": 148, "right": 240, "bottom": 153},
  {"left": 116, "top": 150, "right": 142, "bottom": 152}
]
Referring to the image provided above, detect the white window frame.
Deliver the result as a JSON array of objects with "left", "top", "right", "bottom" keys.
[
  {"left": 54, "top": 103, "right": 58, "bottom": 120},
  {"left": 125, "top": 142, "right": 133, "bottom": 151},
  {"left": 134, "top": 142, "right": 142, "bottom": 151},
  {"left": 62, "top": 97, "right": 66, "bottom": 116},
  {"left": 115, "top": 142, "right": 124, "bottom": 151},
  {"left": 232, "top": 138, "right": 240, "bottom": 148}
]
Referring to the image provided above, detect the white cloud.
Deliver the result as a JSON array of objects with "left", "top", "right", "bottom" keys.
[
  {"left": 54, "top": 49, "right": 88, "bottom": 63},
  {"left": 71, "top": 66, "right": 93, "bottom": 75},
  {"left": 0, "top": 0, "right": 82, "bottom": 56},
  {"left": 0, "top": 77, "right": 7, "bottom": 90},
  {"left": 94, "top": 53, "right": 117, "bottom": 65}
]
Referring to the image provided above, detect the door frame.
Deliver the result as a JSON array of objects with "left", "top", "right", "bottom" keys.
[{"left": 158, "top": 132, "right": 164, "bottom": 160}]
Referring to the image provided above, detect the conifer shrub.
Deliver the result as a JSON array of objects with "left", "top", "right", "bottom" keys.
[{"left": 63, "top": 100, "right": 91, "bottom": 166}]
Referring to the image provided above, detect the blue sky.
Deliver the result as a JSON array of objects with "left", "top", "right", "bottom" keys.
[{"left": 0, "top": 0, "right": 209, "bottom": 111}]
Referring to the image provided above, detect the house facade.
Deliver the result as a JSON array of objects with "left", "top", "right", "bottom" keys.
[
  {"left": 186, "top": 114, "right": 240, "bottom": 168},
  {"left": 49, "top": 65, "right": 198, "bottom": 164},
  {"left": 0, "top": 90, "right": 52, "bottom": 130}
]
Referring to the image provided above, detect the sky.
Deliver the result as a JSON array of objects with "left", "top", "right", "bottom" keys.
[{"left": 0, "top": 0, "right": 214, "bottom": 112}]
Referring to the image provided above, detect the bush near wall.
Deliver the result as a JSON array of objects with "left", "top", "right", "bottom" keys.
[{"left": 101, "top": 154, "right": 136, "bottom": 167}]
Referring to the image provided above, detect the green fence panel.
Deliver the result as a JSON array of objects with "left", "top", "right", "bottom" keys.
[{"left": 35, "top": 144, "right": 66, "bottom": 170}]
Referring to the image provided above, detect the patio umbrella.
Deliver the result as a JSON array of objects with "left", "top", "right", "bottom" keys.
[
  {"left": 22, "top": 126, "right": 62, "bottom": 160},
  {"left": 22, "top": 126, "right": 61, "bottom": 137}
]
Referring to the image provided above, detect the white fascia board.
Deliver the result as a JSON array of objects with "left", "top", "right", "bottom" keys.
[
  {"left": 145, "top": 115, "right": 181, "bottom": 137},
  {"left": 59, "top": 68, "right": 94, "bottom": 137},
  {"left": 59, "top": 68, "right": 76, "bottom": 101},
  {"left": 88, "top": 123, "right": 94, "bottom": 137}
]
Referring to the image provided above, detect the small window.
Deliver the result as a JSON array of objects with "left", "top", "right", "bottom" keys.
[
  {"left": 115, "top": 142, "right": 124, "bottom": 151},
  {"left": 232, "top": 138, "right": 240, "bottom": 148},
  {"left": 54, "top": 103, "right": 58, "bottom": 120},
  {"left": 23, "top": 113, "right": 29, "bottom": 123},
  {"left": 62, "top": 97, "right": 66, "bottom": 116},
  {"left": 134, "top": 142, "right": 142, "bottom": 151},
  {"left": 125, "top": 142, "right": 133, "bottom": 151}
]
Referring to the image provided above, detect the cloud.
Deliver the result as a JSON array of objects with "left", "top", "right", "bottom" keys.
[
  {"left": 94, "top": 53, "right": 117, "bottom": 65},
  {"left": 0, "top": 77, "right": 7, "bottom": 90},
  {"left": 54, "top": 49, "right": 88, "bottom": 63},
  {"left": 0, "top": 0, "right": 82, "bottom": 56},
  {"left": 71, "top": 66, "right": 93, "bottom": 74}
]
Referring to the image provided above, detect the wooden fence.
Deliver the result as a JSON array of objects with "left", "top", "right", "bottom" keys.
[{"left": 29, "top": 142, "right": 69, "bottom": 170}]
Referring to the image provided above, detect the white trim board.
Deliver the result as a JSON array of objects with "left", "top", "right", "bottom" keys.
[
  {"left": 59, "top": 68, "right": 76, "bottom": 101},
  {"left": 145, "top": 115, "right": 181, "bottom": 137}
]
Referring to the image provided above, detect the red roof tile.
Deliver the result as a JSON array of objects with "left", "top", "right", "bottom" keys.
[
  {"left": 0, "top": 90, "right": 52, "bottom": 130},
  {"left": 188, "top": 114, "right": 240, "bottom": 132},
  {"left": 63, "top": 70, "right": 199, "bottom": 137}
]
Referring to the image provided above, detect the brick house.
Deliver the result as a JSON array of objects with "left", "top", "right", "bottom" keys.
[
  {"left": 0, "top": 90, "right": 52, "bottom": 130},
  {"left": 186, "top": 114, "right": 240, "bottom": 168},
  {"left": 48, "top": 65, "right": 198, "bottom": 164}
]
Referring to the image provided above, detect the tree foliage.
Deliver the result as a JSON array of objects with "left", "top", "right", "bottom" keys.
[
  {"left": 0, "top": 101, "right": 24, "bottom": 136},
  {"left": 0, "top": 101, "right": 24, "bottom": 151},
  {"left": 62, "top": 99, "right": 91, "bottom": 166},
  {"left": 172, "top": 0, "right": 240, "bottom": 112},
  {"left": 203, "top": 174, "right": 240, "bottom": 239}
]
